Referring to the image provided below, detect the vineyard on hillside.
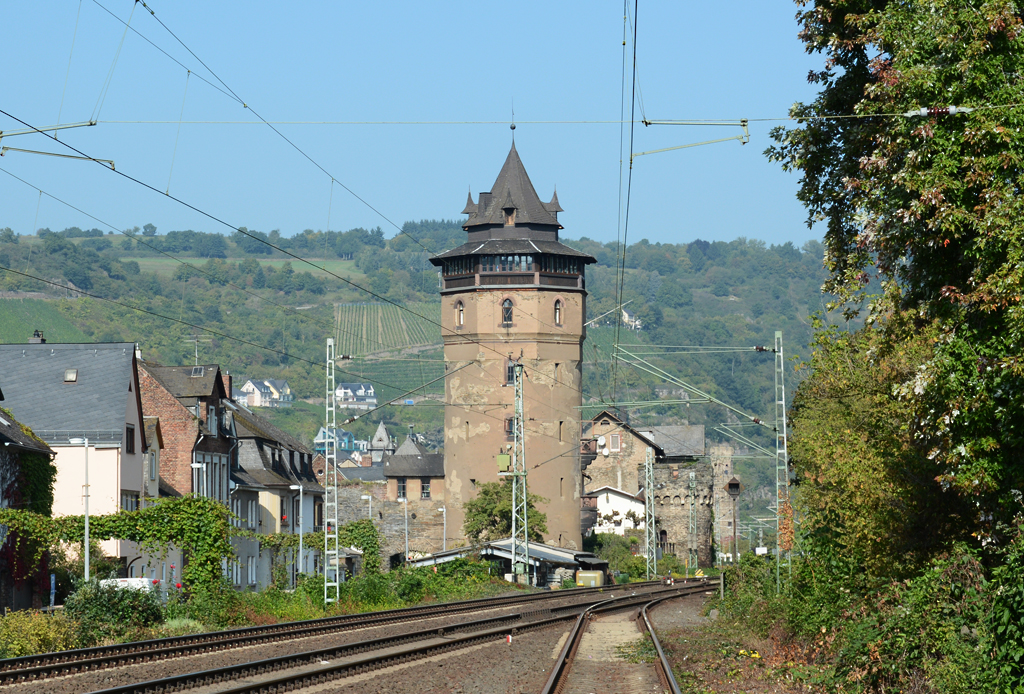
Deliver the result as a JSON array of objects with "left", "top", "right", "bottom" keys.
[
  {"left": 0, "top": 299, "right": 90, "bottom": 344},
  {"left": 334, "top": 302, "right": 441, "bottom": 356}
]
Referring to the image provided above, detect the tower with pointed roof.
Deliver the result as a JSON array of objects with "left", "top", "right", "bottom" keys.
[{"left": 430, "top": 144, "right": 596, "bottom": 550}]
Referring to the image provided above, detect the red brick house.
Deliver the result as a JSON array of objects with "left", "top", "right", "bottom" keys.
[{"left": 139, "top": 363, "right": 234, "bottom": 501}]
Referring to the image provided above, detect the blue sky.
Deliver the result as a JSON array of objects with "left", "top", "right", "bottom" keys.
[{"left": 2, "top": 2, "right": 821, "bottom": 247}]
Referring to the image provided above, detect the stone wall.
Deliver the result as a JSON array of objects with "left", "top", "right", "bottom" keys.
[
  {"left": 333, "top": 483, "right": 447, "bottom": 565},
  {"left": 647, "top": 459, "right": 716, "bottom": 567}
]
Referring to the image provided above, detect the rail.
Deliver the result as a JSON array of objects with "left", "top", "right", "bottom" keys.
[
  {"left": 0, "top": 581, "right": 661, "bottom": 685},
  {"left": 83, "top": 584, "right": 681, "bottom": 694},
  {"left": 540, "top": 578, "right": 719, "bottom": 694}
]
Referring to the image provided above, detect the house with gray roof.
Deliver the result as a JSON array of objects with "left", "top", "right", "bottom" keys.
[
  {"left": 381, "top": 435, "right": 444, "bottom": 503},
  {"left": 222, "top": 399, "right": 322, "bottom": 588},
  {"left": 0, "top": 340, "right": 155, "bottom": 578}
]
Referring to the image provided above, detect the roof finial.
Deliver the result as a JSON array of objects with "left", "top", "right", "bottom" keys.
[{"left": 510, "top": 98, "right": 515, "bottom": 142}]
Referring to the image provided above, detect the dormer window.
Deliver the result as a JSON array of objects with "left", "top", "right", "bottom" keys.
[
  {"left": 503, "top": 207, "right": 516, "bottom": 226},
  {"left": 64, "top": 369, "right": 78, "bottom": 383}
]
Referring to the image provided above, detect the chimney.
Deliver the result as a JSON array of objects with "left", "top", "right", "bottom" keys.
[
  {"left": 28, "top": 330, "right": 46, "bottom": 344},
  {"left": 221, "top": 370, "right": 233, "bottom": 399}
]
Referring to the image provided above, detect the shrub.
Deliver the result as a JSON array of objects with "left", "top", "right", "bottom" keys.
[
  {"left": 64, "top": 579, "right": 164, "bottom": 645},
  {"left": 0, "top": 610, "right": 76, "bottom": 657}
]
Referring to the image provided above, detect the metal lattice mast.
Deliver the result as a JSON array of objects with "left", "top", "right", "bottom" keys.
[
  {"left": 774, "top": 330, "right": 791, "bottom": 593},
  {"left": 688, "top": 471, "right": 697, "bottom": 576},
  {"left": 644, "top": 446, "right": 656, "bottom": 579},
  {"left": 510, "top": 362, "right": 530, "bottom": 583},
  {"left": 324, "top": 338, "right": 340, "bottom": 603}
]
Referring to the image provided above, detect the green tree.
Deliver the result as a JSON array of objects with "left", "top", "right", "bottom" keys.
[
  {"left": 462, "top": 481, "right": 547, "bottom": 542},
  {"left": 768, "top": 0, "right": 1024, "bottom": 534},
  {"left": 142, "top": 223, "right": 157, "bottom": 236}
]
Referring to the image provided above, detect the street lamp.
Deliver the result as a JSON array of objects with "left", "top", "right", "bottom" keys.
[
  {"left": 68, "top": 437, "right": 90, "bottom": 581},
  {"left": 397, "top": 496, "right": 408, "bottom": 561},
  {"left": 726, "top": 477, "right": 742, "bottom": 563},
  {"left": 437, "top": 506, "right": 446, "bottom": 552},
  {"left": 360, "top": 494, "right": 372, "bottom": 518},
  {"left": 289, "top": 484, "right": 304, "bottom": 575}
]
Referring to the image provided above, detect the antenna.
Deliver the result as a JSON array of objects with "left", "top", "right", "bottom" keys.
[{"left": 183, "top": 332, "right": 212, "bottom": 365}]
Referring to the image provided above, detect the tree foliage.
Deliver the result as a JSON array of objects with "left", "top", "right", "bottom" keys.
[
  {"left": 768, "top": 0, "right": 1024, "bottom": 533},
  {"left": 462, "top": 480, "right": 548, "bottom": 543}
]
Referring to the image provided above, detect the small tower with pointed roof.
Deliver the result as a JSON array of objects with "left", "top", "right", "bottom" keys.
[{"left": 430, "top": 144, "right": 596, "bottom": 550}]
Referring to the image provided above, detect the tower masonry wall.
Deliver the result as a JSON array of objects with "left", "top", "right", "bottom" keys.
[{"left": 442, "top": 286, "right": 585, "bottom": 550}]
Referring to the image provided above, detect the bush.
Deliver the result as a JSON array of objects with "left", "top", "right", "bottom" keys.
[
  {"left": 0, "top": 610, "right": 76, "bottom": 657},
  {"left": 64, "top": 579, "right": 164, "bottom": 645}
]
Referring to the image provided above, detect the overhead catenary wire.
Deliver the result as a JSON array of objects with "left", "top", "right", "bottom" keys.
[
  {"left": 0, "top": 165, "right": 403, "bottom": 356},
  {"left": 612, "top": 0, "right": 640, "bottom": 403},
  {"left": 0, "top": 106, "right": 596, "bottom": 407},
  {"left": 56, "top": 0, "right": 84, "bottom": 139},
  {"left": 90, "top": 0, "right": 135, "bottom": 122}
]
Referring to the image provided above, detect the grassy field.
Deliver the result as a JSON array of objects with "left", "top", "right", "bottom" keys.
[
  {"left": 121, "top": 257, "right": 366, "bottom": 281},
  {"left": 334, "top": 302, "right": 441, "bottom": 357},
  {"left": 0, "top": 299, "right": 90, "bottom": 344}
]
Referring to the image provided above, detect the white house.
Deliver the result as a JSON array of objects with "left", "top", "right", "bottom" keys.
[
  {"left": 589, "top": 486, "right": 646, "bottom": 536},
  {"left": 335, "top": 383, "right": 377, "bottom": 410}
]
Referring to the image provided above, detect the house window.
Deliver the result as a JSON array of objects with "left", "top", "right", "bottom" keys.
[
  {"left": 610, "top": 434, "right": 621, "bottom": 452},
  {"left": 397, "top": 477, "right": 407, "bottom": 499},
  {"left": 247, "top": 556, "right": 257, "bottom": 585},
  {"left": 420, "top": 478, "right": 431, "bottom": 499},
  {"left": 554, "top": 299, "right": 562, "bottom": 324},
  {"left": 120, "top": 490, "right": 140, "bottom": 512},
  {"left": 149, "top": 452, "right": 157, "bottom": 481},
  {"left": 125, "top": 424, "right": 135, "bottom": 454},
  {"left": 456, "top": 301, "right": 464, "bottom": 327},
  {"left": 208, "top": 405, "right": 218, "bottom": 437},
  {"left": 504, "top": 417, "right": 514, "bottom": 437},
  {"left": 501, "top": 299, "right": 513, "bottom": 326},
  {"left": 506, "top": 361, "right": 516, "bottom": 385}
]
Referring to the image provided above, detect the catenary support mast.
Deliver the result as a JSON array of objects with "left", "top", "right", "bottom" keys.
[
  {"left": 324, "top": 338, "right": 340, "bottom": 603},
  {"left": 510, "top": 362, "right": 530, "bottom": 583},
  {"left": 645, "top": 446, "right": 657, "bottom": 579},
  {"left": 775, "top": 330, "right": 790, "bottom": 593}
]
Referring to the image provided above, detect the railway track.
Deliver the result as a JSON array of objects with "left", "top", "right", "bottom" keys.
[
  {"left": 0, "top": 581, "right": 661, "bottom": 688},
  {"left": 76, "top": 582, "right": 694, "bottom": 694},
  {"left": 540, "top": 579, "right": 719, "bottom": 694}
]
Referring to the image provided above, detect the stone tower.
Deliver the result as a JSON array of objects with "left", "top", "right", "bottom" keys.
[{"left": 430, "top": 143, "right": 596, "bottom": 550}]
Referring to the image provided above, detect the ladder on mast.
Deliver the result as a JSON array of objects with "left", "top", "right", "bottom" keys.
[{"left": 324, "top": 338, "right": 340, "bottom": 603}]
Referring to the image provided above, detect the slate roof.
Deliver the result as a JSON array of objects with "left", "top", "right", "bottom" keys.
[
  {"left": 463, "top": 144, "right": 562, "bottom": 229},
  {"left": 637, "top": 425, "right": 705, "bottom": 458},
  {"left": 143, "top": 416, "right": 162, "bottom": 451},
  {"left": 0, "top": 342, "right": 141, "bottom": 445},
  {"left": 143, "top": 364, "right": 223, "bottom": 399},
  {"left": 0, "top": 407, "right": 52, "bottom": 454},
  {"left": 430, "top": 238, "right": 596, "bottom": 262},
  {"left": 381, "top": 436, "right": 444, "bottom": 478},
  {"left": 226, "top": 400, "right": 311, "bottom": 455},
  {"left": 337, "top": 466, "right": 385, "bottom": 482}
]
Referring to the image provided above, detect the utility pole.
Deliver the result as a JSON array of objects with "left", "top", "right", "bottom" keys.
[
  {"left": 324, "top": 338, "right": 340, "bottom": 602},
  {"left": 510, "top": 361, "right": 530, "bottom": 584},
  {"left": 644, "top": 446, "right": 657, "bottom": 579},
  {"left": 775, "top": 330, "right": 791, "bottom": 593},
  {"left": 687, "top": 470, "right": 697, "bottom": 576}
]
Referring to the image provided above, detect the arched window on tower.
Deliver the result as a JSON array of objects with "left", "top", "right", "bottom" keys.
[
  {"left": 554, "top": 299, "right": 562, "bottom": 325},
  {"left": 501, "top": 299, "right": 513, "bottom": 326},
  {"left": 456, "top": 301, "right": 464, "bottom": 327}
]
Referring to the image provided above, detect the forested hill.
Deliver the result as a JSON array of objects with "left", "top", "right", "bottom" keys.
[{"left": 0, "top": 221, "right": 834, "bottom": 450}]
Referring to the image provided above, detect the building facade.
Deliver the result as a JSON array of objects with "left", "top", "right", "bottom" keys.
[{"left": 430, "top": 144, "right": 596, "bottom": 550}]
